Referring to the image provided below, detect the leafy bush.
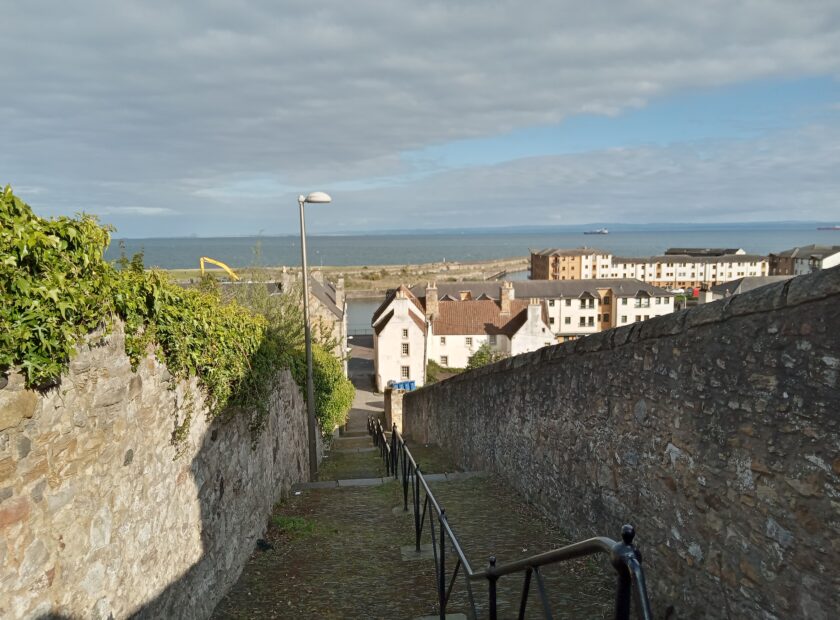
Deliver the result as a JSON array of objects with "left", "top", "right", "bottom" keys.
[
  {"left": 426, "top": 359, "right": 464, "bottom": 384},
  {"left": 1, "top": 184, "right": 268, "bottom": 418},
  {"left": 466, "top": 343, "right": 508, "bottom": 370},
  {"left": 1, "top": 186, "right": 354, "bottom": 439},
  {"left": 1, "top": 185, "right": 117, "bottom": 385}
]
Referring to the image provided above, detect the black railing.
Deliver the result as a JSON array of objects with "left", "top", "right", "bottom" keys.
[{"left": 367, "top": 417, "right": 654, "bottom": 620}]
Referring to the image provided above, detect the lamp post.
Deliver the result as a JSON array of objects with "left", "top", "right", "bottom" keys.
[{"left": 298, "top": 191, "right": 331, "bottom": 481}]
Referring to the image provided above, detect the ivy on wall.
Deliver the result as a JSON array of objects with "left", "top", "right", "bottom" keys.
[{"left": 1, "top": 186, "right": 353, "bottom": 438}]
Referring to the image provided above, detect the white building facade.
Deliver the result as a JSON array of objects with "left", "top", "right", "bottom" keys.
[{"left": 372, "top": 279, "right": 675, "bottom": 390}]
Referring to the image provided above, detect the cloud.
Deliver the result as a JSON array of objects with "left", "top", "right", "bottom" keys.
[
  {"left": 328, "top": 123, "right": 840, "bottom": 228},
  {"left": 1, "top": 1, "right": 840, "bottom": 235}
]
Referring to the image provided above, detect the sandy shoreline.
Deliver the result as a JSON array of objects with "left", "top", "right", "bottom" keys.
[{"left": 166, "top": 255, "right": 529, "bottom": 297}]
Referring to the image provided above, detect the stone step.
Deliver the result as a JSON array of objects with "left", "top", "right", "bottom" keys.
[{"left": 296, "top": 471, "right": 487, "bottom": 490}]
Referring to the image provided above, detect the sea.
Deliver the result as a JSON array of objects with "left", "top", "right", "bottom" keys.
[
  {"left": 106, "top": 228, "right": 840, "bottom": 334},
  {"left": 106, "top": 229, "right": 839, "bottom": 270}
]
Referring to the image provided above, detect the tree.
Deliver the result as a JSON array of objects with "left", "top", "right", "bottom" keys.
[{"left": 466, "top": 343, "right": 507, "bottom": 370}]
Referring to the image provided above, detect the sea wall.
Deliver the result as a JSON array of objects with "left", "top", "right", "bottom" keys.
[
  {"left": 404, "top": 267, "right": 840, "bottom": 618},
  {"left": 0, "top": 323, "right": 310, "bottom": 619}
]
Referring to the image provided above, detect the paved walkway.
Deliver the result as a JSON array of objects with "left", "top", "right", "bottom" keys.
[{"left": 212, "top": 343, "right": 613, "bottom": 618}]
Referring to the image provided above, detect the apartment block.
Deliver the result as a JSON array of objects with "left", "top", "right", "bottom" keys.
[{"left": 530, "top": 248, "right": 768, "bottom": 289}]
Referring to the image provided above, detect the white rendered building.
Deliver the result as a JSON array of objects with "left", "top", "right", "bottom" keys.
[
  {"left": 372, "top": 283, "right": 552, "bottom": 391},
  {"left": 372, "top": 279, "right": 675, "bottom": 391}
]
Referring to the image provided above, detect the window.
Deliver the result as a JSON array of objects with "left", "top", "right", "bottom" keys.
[
  {"left": 655, "top": 297, "right": 661, "bottom": 305},
  {"left": 548, "top": 299, "right": 555, "bottom": 306},
  {"left": 579, "top": 317, "right": 586, "bottom": 327},
  {"left": 565, "top": 299, "right": 572, "bottom": 306},
  {"left": 621, "top": 298, "right": 628, "bottom": 305},
  {"left": 400, "top": 366, "right": 410, "bottom": 379},
  {"left": 564, "top": 317, "right": 571, "bottom": 325},
  {"left": 465, "top": 337, "right": 473, "bottom": 346},
  {"left": 549, "top": 317, "right": 555, "bottom": 324},
  {"left": 603, "top": 296, "right": 611, "bottom": 305},
  {"left": 401, "top": 343, "right": 409, "bottom": 356},
  {"left": 489, "top": 335, "right": 497, "bottom": 345},
  {"left": 644, "top": 315, "right": 650, "bottom": 321},
  {"left": 402, "top": 328, "right": 408, "bottom": 339},
  {"left": 588, "top": 317, "right": 594, "bottom": 326},
  {"left": 440, "top": 337, "right": 446, "bottom": 345},
  {"left": 634, "top": 297, "right": 651, "bottom": 308},
  {"left": 621, "top": 315, "right": 627, "bottom": 323},
  {"left": 603, "top": 314, "right": 610, "bottom": 323},
  {"left": 440, "top": 356, "right": 449, "bottom": 367}
]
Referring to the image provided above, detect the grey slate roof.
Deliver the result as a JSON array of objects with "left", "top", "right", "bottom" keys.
[
  {"left": 409, "top": 279, "right": 672, "bottom": 300},
  {"left": 612, "top": 254, "right": 766, "bottom": 264},
  {"left": 711, "top": 276, "right": 793, "bottom": 297},
  {"left": 530, "top": 247, "right": 609, "bottom": 257},
  {"left": 770, "top": 244, "right": 840, "bottom": 259},
  {"left": 664, "top": 248, "right": 744, "bottom": 256},
  {"left": 309, "top": 278, "right": 343, "bottom": 319}
]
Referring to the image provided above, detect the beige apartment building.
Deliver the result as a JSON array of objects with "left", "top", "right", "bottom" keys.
[{"left": 530, "top": 247, "right": 768, "bottom": 289}]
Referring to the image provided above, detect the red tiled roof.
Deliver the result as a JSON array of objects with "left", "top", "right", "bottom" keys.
[
  {"left": 410, "top": 312, "right": 428, "bottom": 334},
  {"left": 431, "top": 299, "right": 541, "bottom": 336}
]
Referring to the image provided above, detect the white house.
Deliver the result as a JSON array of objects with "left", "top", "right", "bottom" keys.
[
  {"left": 372, "top": 286, "right": 427, "bottom": 392},
  {"left": 372, "top": 279, "right": 675, "bottom": 391},
  {"left": 371, "top": 283, "right": 552, "bottom": 391}
]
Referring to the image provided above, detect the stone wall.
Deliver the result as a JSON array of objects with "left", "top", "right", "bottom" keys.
[
  {"left": 0, "top": 322, "right": 311, "bottom": 619},
  {"left": 404, "top": 267, "right": 840, "bottom": 618},
  {"left": 384, "top": 388, "right": 404, "bottom": 433}
]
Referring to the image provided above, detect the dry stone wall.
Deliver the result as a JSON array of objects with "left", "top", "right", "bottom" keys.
[
  {"left": 0, "top": 322, "right": 310, "bottom": 619},
  {"left": 404, "top": 266, "right": 840, "bottom": 618}
]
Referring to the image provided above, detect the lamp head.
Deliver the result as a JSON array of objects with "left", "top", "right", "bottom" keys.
[{"left": 303, "top": 191, "right": 332, "bottom": 204}]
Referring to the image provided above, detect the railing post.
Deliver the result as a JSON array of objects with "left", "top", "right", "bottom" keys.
[
  {"left": 391, "top": 423, "right": 398, "bottom": 479},
  {"left": 414, "top": 465, "right": 422, "bottom": 552},
  {"left": 488, "top": 556, "right": 498, "bottom": 620},
  {"left": 439, "top": 510, "right": 446, "bottom": 619},
  {"left": 402, "top": 440, "right": 409, "bottom": 512},
  {"left": 611, "top": 524, "right": 639, "bottom": 620}
]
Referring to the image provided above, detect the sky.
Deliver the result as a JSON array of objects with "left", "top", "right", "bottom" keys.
[{"left": 2, "top": 1, "right": 840, "bottom": 237}]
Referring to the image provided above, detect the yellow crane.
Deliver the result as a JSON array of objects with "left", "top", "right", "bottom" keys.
[{"left": 199, "top": 257, "right": 240, "bottom": 281}]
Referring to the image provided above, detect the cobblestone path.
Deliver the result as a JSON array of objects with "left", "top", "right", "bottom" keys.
[{"left": 212, "top": 375, "right": 612, "bottom": 618}]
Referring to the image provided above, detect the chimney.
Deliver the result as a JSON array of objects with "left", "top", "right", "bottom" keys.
[
  {"left": 335, "top": 276, "right": 345, "bottom": 308},
  {"left": 425, "top": 282, "right": 438, "bottom": 318},
  {"left": 527, "top": 298, "right": 542, "bottom": 324},
  {"left": 500, "top": 281, "right": 514, "bottom": 315}
]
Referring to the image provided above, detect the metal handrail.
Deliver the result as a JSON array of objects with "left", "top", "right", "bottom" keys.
[{"left": 367, "top": 417, "right": 654, "bottom": 620}]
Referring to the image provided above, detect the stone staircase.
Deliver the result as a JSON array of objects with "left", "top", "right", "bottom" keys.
[{"left": 211, "top": 409, "right": 614, "bottom": 619}]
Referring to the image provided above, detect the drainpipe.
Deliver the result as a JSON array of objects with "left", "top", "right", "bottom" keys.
[{"left": 423, "top": 318, "right": 431, "bottom": 386}]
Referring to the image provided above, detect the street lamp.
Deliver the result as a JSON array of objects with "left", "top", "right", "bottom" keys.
[{"left": 298, "top": 191, "right": 331, "bottom": 481}]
